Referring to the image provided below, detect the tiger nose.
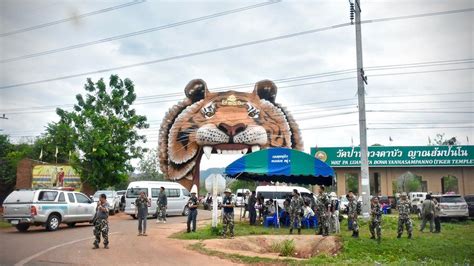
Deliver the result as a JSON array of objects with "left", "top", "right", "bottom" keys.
[{"left": 218, "top": 123, "right": 246, "bottom": 137}]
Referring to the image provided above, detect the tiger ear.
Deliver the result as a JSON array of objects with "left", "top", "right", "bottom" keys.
[
  {"left": 185, "top": 79, "right": 209, "bottom": 103},
  {"left": 253, "top": 80, "right": 277, "bottom": 103}
]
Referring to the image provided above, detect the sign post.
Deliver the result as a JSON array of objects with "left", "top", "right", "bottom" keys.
[{"left": 205, "top": 174, "right": 226, "bottom": 228}]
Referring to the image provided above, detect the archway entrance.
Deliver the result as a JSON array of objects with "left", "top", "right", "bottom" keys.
[
  {"left": 394, "top": 171, "right": 424, "bottom": 193},
  {"left": 345, "top": 173, "right": 359, "bottom": 194}
]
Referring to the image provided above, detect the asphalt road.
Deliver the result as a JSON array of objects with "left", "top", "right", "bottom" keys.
[{"left": 0, "top": 210, "right": 215, "bottom": 266}]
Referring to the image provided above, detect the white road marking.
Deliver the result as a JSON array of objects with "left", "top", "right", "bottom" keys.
[{"left": 14, "top": 232, "right": 119, "bottom": 266}]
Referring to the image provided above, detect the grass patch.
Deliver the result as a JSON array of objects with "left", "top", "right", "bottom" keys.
[
  {"left": 306, "top": 216, "right": 474, "bottom": 265},
  {"left": 0, "top": 220, "right": 11, "bottom": 228},
  {"left": 177, "top": 215, "right": 474, "bottom": 264}
]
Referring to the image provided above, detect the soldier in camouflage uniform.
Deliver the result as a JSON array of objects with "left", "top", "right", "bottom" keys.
[
  {"left": 347, "top": 194, "right": 359, "bottom": 238},
  {"left": 397, "top": 192, "right": 413, "bottom": 239},
  {"left": 222, "top": 188, "right": 235, "bottom": 238},
  {"left": 316, "top": 185, "right": 330, "bottom": 236},
  {"left": 289, "top": 189, "right": 304, "bottom": 235},
  {"left": 369, "top": 196, "right": 383, "bottom": 242},
  {"left": 156, "top": 186, "right": 167, "bottom": 224},
  {"left": 93, "top": 193, "right": 110, "bottom": 249}
]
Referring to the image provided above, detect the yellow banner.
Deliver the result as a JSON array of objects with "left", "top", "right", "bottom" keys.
[{"left": 32, "top": 165, "right": 81, "bottom": 189}]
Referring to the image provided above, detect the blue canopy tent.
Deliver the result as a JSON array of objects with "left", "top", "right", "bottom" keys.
[{"left": 225, "top": 147, "right": 335, "bottom": 186}]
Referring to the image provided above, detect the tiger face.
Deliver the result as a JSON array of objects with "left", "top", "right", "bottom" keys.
[{"left": 158, "top": 79, "right": 303, "bottom": 190}]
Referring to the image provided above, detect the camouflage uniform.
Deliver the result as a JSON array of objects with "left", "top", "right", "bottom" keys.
[
  {"left": 157, "top": 190, "right": 167, "bottom": 222},
  {"left": 222, "top": 194, "right": 235, "bottom": 237},
  {"left": 397, "top": 198, "right": 413, "bottom": 238},
  {"left": 289, "top": 195, "right": 304, "bottom": 233},
  {"left": 369, "top": 202, "right": 383, "bottom": 240},
  {"left": 93, "top": 201, "right": 110, "bottom": 248},
  {"left": 317, "top": 192, "right": 330, "bottom": 236},
  {"left": 347, "top": 198, "right": 359, "bottom": 237}
]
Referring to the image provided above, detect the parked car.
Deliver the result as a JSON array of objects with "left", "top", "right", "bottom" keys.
[
  {"left": 124, "top": 181, "right": 190, "bottom": 219},
  {"left": 2, "top": 189, "right": 95, "bottom": 232},
  {"left": 436, "top": 194, "right": 469, "bottom": 221},
  {"left": 411, "top": 198, "right": 423, "bottom": 214},
  {"left": 464, "top": 194, "right": 474, "bottom": 217},
  {"left": 93, "top": 190, "right": 120, "bottom": 215},
  {"left": 339, "top": 196, "right": 349, "bottom": 214}
]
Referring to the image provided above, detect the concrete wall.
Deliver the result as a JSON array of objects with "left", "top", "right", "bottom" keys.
[{"left": 334, "top": 166, "right": 474, "bottom": 196}]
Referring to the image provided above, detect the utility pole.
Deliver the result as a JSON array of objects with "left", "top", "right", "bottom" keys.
[{"left": 352, "top": 0, "right": 371, "bottom": 217}]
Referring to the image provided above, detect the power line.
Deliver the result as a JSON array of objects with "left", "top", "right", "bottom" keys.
[
  {"left": 367, "top": 100, "right": 474, "bottom": 104},
  {"left": 1, "top": 59, "right": 472, "bottom": 113},
  {"left": 368, "top": 126, "right": 474, "bottom": 130},
  {"left": 1, "top": 7, "right": 472, "bottom": 88},
  {"left": 367, "top": 91, "right": 473, "bottom": 98},
  {"left": 367, "top": 110, "right": 474, "bottom": 114},
  {"left": 0, "top": 0, "right": 146, "bottom": 37},
  {"left": 0, "top": 0, "right": 281, "bottom": 63}
]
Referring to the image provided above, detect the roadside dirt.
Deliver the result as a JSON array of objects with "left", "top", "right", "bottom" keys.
[
  {"left": 202, "top": 235, "right": 342, "bottom": 259},
  {"left": 29, "top": 213, "right": 243, "bottom": 266}
]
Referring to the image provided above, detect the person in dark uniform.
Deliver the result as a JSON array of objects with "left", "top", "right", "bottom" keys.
[
  {"left": 222, "top": 188, "right": 235, "bottom": 238},
  {"left": 248, "top": 191, "right": 257, "bottom": 225},
  {"left": 93, "top": 193, "right": 109, "bottom": 249},
  {"left": 135, "top": 191, "right": 150, "bottom": 236},
  {"left": 187, "top": 185, "right": 199, "bottom": 233}
]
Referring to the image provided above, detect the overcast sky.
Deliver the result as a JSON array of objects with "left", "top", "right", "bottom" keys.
[{"left": 0, "top": 0, "right": 473, "bottom": 170}]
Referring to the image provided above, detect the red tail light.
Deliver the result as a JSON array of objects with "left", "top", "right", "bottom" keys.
[{"left": 31, "top": 206, "right": 37, "bottom": 216}]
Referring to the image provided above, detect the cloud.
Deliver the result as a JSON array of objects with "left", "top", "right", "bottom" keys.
[{"left": 0, "top": 0, "right": 472, "bottom": 169}]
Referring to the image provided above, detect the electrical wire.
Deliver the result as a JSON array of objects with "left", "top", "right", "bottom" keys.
[
  {"left": 1, "top": 6, "right": 472, "bottom": 87},
  {"left": 0, "top": 0, "right": 281, "bottom": 63},
  {"left": 0, "top": 0, "right": 147, "bottom": 37}
]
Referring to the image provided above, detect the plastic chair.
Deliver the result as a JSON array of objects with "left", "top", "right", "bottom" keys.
[{"left": 264, "top": 213, "right": 278, "bottom": 227}]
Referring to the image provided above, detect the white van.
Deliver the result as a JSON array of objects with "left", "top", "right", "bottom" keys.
[
  {"left": 235, "top": 189, "right": 251, "bottom": 207},
  {"left": 256, "top": 185, "right": 313, "bottom": 208},
  {"left": 124, "top": 181, "right": 190, "bottom": 219}
]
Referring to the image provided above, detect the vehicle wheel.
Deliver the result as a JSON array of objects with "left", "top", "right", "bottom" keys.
[
  {"left": 182, "top": 206, "right": 190, "bottom": 216},
  {"left": 131, "top": 214, "right": 137, "bottom": 219},
  {"left": 67, "top": 223, "right": 76, "bottom": 228},
  {"left": 459, "top": 217, "right": 468, "bottom": 221},
  {"left": 46, "top": 214, "right": 61, "bottom": 231},
  {"left": 15, "top": 223, "right": 30, "bottom": 232}
]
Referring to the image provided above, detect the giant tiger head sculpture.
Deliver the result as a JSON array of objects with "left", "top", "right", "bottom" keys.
[{"left": 158, "top": 79, "right": 303, "bottom": 190}]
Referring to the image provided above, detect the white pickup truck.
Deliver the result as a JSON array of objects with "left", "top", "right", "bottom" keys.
[{"left": 2, "top": 189, "right": 96, "bottom": 232}]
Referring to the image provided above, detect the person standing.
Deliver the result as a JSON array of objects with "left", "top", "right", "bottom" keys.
[
  {"left": 135, "top": 191, "right": 150, "bottom": 236},
  {"left": 317, "top": 186, "right": 330, "bottom": 236},
  {"left": 187, "top": 185, "right": 199, "bottom": 233},
  {"left": 156, "top": 186, "right": 167, "bottom": 224},
  {"left": 433, "top": 197, "right": 441, "bottom": 233},
  {"left": 242, "top": 191, "right": 250, "bottom": 219},
  {"left": 248, "top": 191, "right": 257, "bottom": 225},
  {"left": 289, "top": 189, "right": 304, "bottom": 235},
  {"left": 222, "top": 188, "right": 235, "bottom": 238},
  {"left": 420, "top": 194, "right": 435, "bottom": 232},
  {"left": 347, "top": 194, "right": 359, "bottom": 238},
  {"left": 397, "top": 192, "right": 413, "bottom": 239},
  {"left": 93, "top": 193, "right": 110, "bottom": 249},
  {"left": 369, "top": 196, "right": 383, "bottom": 242}
]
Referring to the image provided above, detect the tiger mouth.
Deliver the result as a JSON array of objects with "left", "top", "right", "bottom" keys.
[{"left": 202, "top": 144, "right": 261, "bottom": 159}]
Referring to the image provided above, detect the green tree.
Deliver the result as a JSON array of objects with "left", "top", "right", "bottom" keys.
[
  {"left": 136, "top": 148, "right": 164, "bottom": 181},
  {"left": 56, "top": 75, "right": 148, "bottom": 190},
  {"left": 345, "top": 173, "right": 359, "bottom": 194},
  {"left": 0, "top": 135, "right": 40, "bottom": 203},
  {"left": 442, "top": 175, "right": 459, "bottom": 193},
  {"left": 228, "top": 179, "right": 258, "bottom": 192}
]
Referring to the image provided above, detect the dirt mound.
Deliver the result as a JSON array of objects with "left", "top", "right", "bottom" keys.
[{"left": 202, "top": 235, "right": 342, "bottom": 259}]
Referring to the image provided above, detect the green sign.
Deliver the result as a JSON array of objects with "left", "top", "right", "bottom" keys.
[{"left": 310, "top": 146, "right": 474, "bottom": 167}]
